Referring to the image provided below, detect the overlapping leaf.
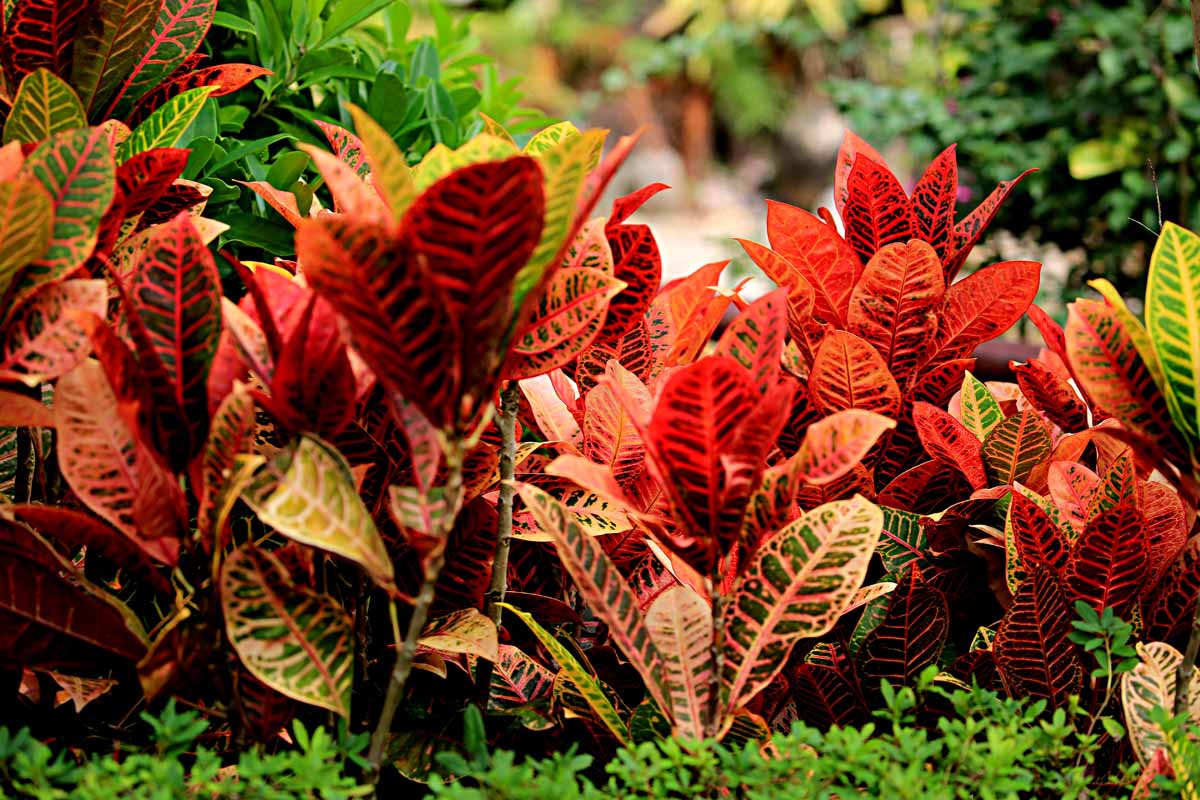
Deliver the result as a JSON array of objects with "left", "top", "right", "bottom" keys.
[
  {"left": 0, "top": 278, "right": 106, "bottom": 384},
  {"left": 2, "top": 68, "right": 85, "bottom": 144},
  {"left": 221, "top": 544, "right": 354, "bottom": 718},
  {"left": 925, "top": 261, "right": 1041, "bottom": 367},
  {"left": 117, "top": 86, "right": 215, "bottom": 160},
  {"left": 1, "top": 0, "right": 88, "bottom": 84},
  {"left": 1146, "top": 222, "right": 1200, "bottom": 449},
  {"left": 981, "top": 410, "right": 1051, "bottom": 486},
  {"left": 723, "top": 496, "right": 883, "bottom": 712},
  {"left": 106, "top": 0, "right": 218, "bottom": 116},
  {"left": 910, "top": 145, "right": 958, "bottom": 262},
  {"left": 645, "top": 584, "right": 714, "bottom": 739},
  {"left": 70, "top": 0, "right": 161, "bottom": 116},
  {"left": 794, "top": 409, "right": 895, "bottom": 486},
  {"left": 842, "top": 154, "right": 912, "bottom": 264},
  {"left": 712, "top": 287, "right": 788, "bottom": 395},
  {"left": 958, "top": 371, "right": 1003, "bottom": 440},
  {"left": 861, "top": 567, "right": 948, "bottom": 689},
  {"left": 0, "top": 179, "right": 53, "bottom": 303},
  {"left": 808, "top": 331, "right": 901, "bottom": 417},
  {"left": 1065, "top": 501, "right": 1146, "bottom": 614},
  {"left": 912, "top": 401, "right": 987, "bottom": 490},
  {"left": 1121, "top": 641, "right": 1200, "bottom": 766},
  {"left": 486, "top": 643, "right": 554, "bottom": 714},
  {"left": 944, "top": 169, "right": 1037, "bottom": 280},
  {"left": 994, "top": 564, "right": 1081, "bottom": 708},
  {"left": 764, "top": 200, "right": 862, "bottom": 326}
]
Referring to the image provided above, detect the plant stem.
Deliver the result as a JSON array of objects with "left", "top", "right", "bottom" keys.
[
  {"left": 708, "top": 583, "right": 726, "bottom": 738},
  {"left": 365, "top": 441, "right": 464, "bottom": 788},
  {"left": 1176, "top": 514, "right": 1200, "bottom": 716},
  {"left": 1191, "top": 0, "right": 1200, "bottom": 78},
  {"left": 476, "top": 382, "right": 521, "bottom": 706}
]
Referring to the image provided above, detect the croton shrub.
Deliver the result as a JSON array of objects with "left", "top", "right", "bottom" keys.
[{"left": 2, "top": 9, "right": 1200, "bottom": 789}]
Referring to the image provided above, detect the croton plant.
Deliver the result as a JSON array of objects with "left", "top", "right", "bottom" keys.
[{"left": 2, "top": 5, "right": 1200, "bottom": 787}]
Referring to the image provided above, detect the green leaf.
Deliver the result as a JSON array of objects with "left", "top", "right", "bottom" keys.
[
  {"left": 242, "top": 434, "right": 394, "bottom": 589},
  {"left": 118, "top": 87, "right": 216, "bottom": 162},
  {"left": 3, "top": 69, "right": 86, "bottom": 144},
  {"left": 958, "top": 371, "right": 1003, "bottom": 440},
  {"left": 221, "top": 543, "right": 354, "bottom": 718},
  {"left": 498, "top": 602, "right": 630, "bottom": 745},
  {"left": 71, "top": 0, "right": 162, "bottom": 116},
  {"left": 1146, "top": 222, "right": 1200, "bottom": 449}
]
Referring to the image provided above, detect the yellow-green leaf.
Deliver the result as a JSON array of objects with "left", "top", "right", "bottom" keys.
[
  {"left": 2, "top": 69, "right": 86, "bottom": 144},
  {"left": 117, "top": 86, "right": 215, "bottom": 161},
  {"left": 0, "top": 180, "right": 53, "bottom": 301},
  {"left": 1146, "top": 223, "right": 1200, "bottom": 448},
  {"left": 1090, "top": 277, "right": 1167, "bottom": 393},
  {"left": 346, "top": 102, "right": 415, "bottom": 221},
  {"left": 958, "top": 371, "right": 1003, "bottom": 440}
]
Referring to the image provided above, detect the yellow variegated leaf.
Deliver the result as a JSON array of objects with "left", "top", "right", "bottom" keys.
[
  {"left": 3, "top": 69, "right": 85, "bottom": 144},
  {"left": 418, "top": 608, "right": 498, "bottom": 663},
  {"left": 1146, "top": 223, "right": 1200, "bottom": 447},
  {"left": 346, "top": 103, "right": 416, "bottom": 221}
]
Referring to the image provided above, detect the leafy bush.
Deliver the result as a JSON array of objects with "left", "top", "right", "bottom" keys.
[{"left": 829, "top": 0, "right": 1200, "bottom": 289}]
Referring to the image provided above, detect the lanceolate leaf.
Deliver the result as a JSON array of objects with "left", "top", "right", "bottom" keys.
[
  {"left": 808, "top": 331, "right": 901, "bottom": 418},
  {"left": 70, "top": 0, "right": 161, "bottom": 116},
  {"left": 764, "top": 201, "right": 863, "bottom": 326},
  {"left": 486, "top": 643, "right": 554, "bottom": 714},
  {"left": 129, "top": 212, "right": 221, "bottom": 464},
  {"left": 847, "top": 240, "right": 944, "bottom": 386},
  {"left": 833, "top": 131, "right": 886, "bottom": 220},
  {"left": 843, "top": 153, "right": 913, "bottom": 264},
  {"left": 1146, "top": 222, "right": 1200, "bottom": 448},
  {"left": 55, "top": 359, "right": 183, "bottom": 565},
  {"left": 0, "top": 179, "right": 52, "bottom": 303},
  {"left": 993, "top": 564, "right": 1081, "bottom": 708},
  {"left": 115, "top": 147, "right": 189, "bottom": 216},
  {"left": 912, "top": 401, "right": 987, "bottom": 490},
  {"left": 197, "top": 382, "right": 254, "bottom": 543},
  {"left": 945, "top": 168, "right": 1037, "bottom": 281},
  {"left": 506, "top": 267, "right": 626, "bottom": 380},
  {"left": 315, "top": 119, "right": 369, "bottom": 177},
  {"left": 877, "top": 506, "right": 928, "bottom": 576},
  {"left": 419, "top": 609, "right": 498, "bottom": 663},
  {"left": 242, "top": 435, "right": 393, "bottom": 590},
  {"left": 1066, "top": 298, "right": 1182, "bottom": 459},
  {"left": 515, "top": 483, "right": 671, "bottom": 719},
  {"left": 910, "top": 144, "right": 958, "bottom": 262},
  {"left": 597, "top": 222, "right": 660, "bottom": 339},
  {"left": 713, "top": 287, "right": 788, "bottom": 396},
  {"left": 117, "top": 86, "right": 215, "bottom": 161},
  {"left": 645, "top": 584, "right": 714, "bottom": 740},
  {"left": 0, "top": 518, "right": 147, "bottom": 667},
  {"left": 1011, "top": 358, "right": 1090, "bottom": 433},
  {"left": 2, "top": 68, "right": 85, "bottom": 144},
  {"left": 125, "top": 63, "right": 271, "bottom": 127},
  {"left": 16, "top": 127, "right": 115, "bottom": 305},
  {"left": 0, "top": 279, "right": 106, "bottom": 384},
  {"left": 925, "top": 261, "right": 1041, "bottom": 367},
  {"left": 981, "top": 410, "right": 1051, "bottom": 486},
  {"left": 1008, "top": 490, "right": 1069, "bottom": 578},
  {"left": 346, "top": 103, "right": 414, "bottom": 219},
  {"left": 221, "top": 544, "right": 354, "bottom": 718},
  {"left": 958, "top": 371, "right": 1004, "bottom": 440},
  {"left": 584, "top": 361, "right": 649, "bottom": 485},
  {"left": 1065, "top": 502, "right": 1147, "bottom": 615},
  {"left": 861, "top": 568, "right": 948, "bottom": 689},
  {"left": 106, "top": 0, "right": 218, "bottom": 116},
  {"left": 723, "top": 496, "right": 883, "bottom": 713}
]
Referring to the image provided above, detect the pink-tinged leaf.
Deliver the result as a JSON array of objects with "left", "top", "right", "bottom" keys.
[
  {"left": 0, "top": 390, "right": 54, "bottom": 427},
  {"left": 608, "top": 182, "right": 668, "bottom": 228},
  {"left": 1066, "top": 298, "right": 1185, "bottom": 462},
  {"left": 298, "top": 143, "right": 386, "bottom": 222},
  {"left": 219, "top": 299, "right": 271, "bottom": 385},
  {"left": 994, "top": 564, "right": 1081, "bottom": 708},
  {"left": 1047, "top": 461, "right": 1099, "bottom": 535},
  {"left": 847, "top": 240, "right": 944, "bottom": 387},
  {"left": 0, "top": 279, "right": 106, "bottom": 385},
  {"left": 1008, "top": 490, "right": 1069, "bottom": 578},
  {"left": 520, "top": 373, "right": 582, "bottom": 449},
  {"left": 0, "top": 0, "right": 89, "bottom": 84},
  {"left": 912, "top": 401, "right": 987, "bottom": 490},
  {"left": 585, "top": 361, "right": 650, "bottom": 485},
  {"left": 735, "top": 238, "right": 817, "bottom": 343},
  {"left": 55, "top": 360, "right": 184, "bottom": 564},
  {"left": 861, "top": 567, "right": 948, "bottom": 689},
  {"left": 1064, "top": 502, "right": 1147, "bottom": 615},
  {"left": 114, "top": 148, "right": 189, "bottom": 216},
  {"left": 842, "top": 153, "right": 913, "bottom": 264},
  {"left": 575, "top": 317, "right": 654, "bottom": 393},
  {"left": 386, "top": 391, "right": 441, "bottom": 496},
  {"left": 713, "top": 287, "right": 788, "bottom": 395},
  {"left": 515, "top": 482, "right": 673, "bottom": 721},
  {"left": 315, "top": 120, "right": 370, "bottom": 178},
  {"left": 506, "top": 267, "right": 626, "bottom": 380},
  {"left": 981, "top": 410, "right": 1052, "bottom": 486},
  {"left": 910, "top": 145, "right": 958, "bottom": 262},
  {"left": 485, "top": 643, "right": 554, "bottom": 714},
  {"left": 128, "top": 212, "right": 222, "bottom": 466},
  {"left": 126, "top": 63, "right": 271, "bottom": 126},
  {"left": 241, "top": 180, "right": 304, "bottom": 227},
  {"left": 646, "top": 584, "right": 714, "bottom": 739},
  {"left": 1141, "top": 481, "right": 1187, "bottom": 585},
  {"left": 833, "top": 130, "right": 886, "bottom": 219},
  {"left": 808, "top": 330, "right": 901, "bottom": 418},
  {"left": 877, "top": 460, "right": 972, "bottom": 513},
  {"left": 795, "top": 409, "right": 896, "bottom": 486},
  {"left": 945, "top": 168, "right": 1036, "bottom": 281},
  {"left": 1012, "top": 358, "right": 1090, "bottom": 432},
  {"left": 724, "top": 496, "right": 883, "bottom": 712},
  {"left": 1027, "top": 304, "right": 1069, "bottom": 366},
  {"left": 764, "top": 201, "right": 863, "bottom": 326},
  {"left": 925, "top": 260, "right": 1041, "bottom": 367},
  {"left": 105, "top": 0, "right": 218, "bottom": 116}
]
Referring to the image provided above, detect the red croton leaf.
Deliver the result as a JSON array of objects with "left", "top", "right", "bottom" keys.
[
  {"left": 574, "top": 318, "right": 654, "bottom": 393},
  {"left": 0, "top": 279, "right": 106, "bottom": 385},
  {"left": 1141, "top": 481, "right": 1188, "bottom": 585},
  {"left": 126, "top": 63, "right": 272, "bottom": 126},
  {"left": 994, "top": 564, "right": 1081, "bottom": 708},
  {"left": 599, "top": 222, "right": 662, "bottom": 341},
  {"left": 0, "top": 0, "right": 90, "bottom": 85},
  {"left": 128, "top": 212, "right": 222, "bottom": 468},
  {"left": 607, "top": 182, "right": 668, "bottom": 229},
  {"left": 944, "top": 168, "right": 1037, "bottom": 281},
  {"left": 861, "top": 567, "right": 948, "bottom": 690},
  {"left": 1012, "top": 357, "right": 1090, "bottom": 433},
  {"left": 910, "top": 145, "right": 959, "bottom": 263},
  {"left": 763, "top": 201, "right": 863, "bottom": 327},
  {"left": 712, "top": 287, "right": 787, "bottom": 396},
  {"left": 847, "top": 240, "right": 945, "bottom": 388},
  {"left": 833, "top": 130, "right": 886, "bottom": 220},
  {"left": 115, "top": 148, "right": 192, "bottom": 217},
  {"left": 842, "top": 153, "right": 913, "bottom": 265},
  {"left": 1146, "top": 535, "right": 1200, "bottom": 641},
  {"left": 981, "top": 410, "right": 1052, "bottom": 486},
  {"left": 924, "top": 260, "right": 1041, "bottom": 368},
  {"left": 808, "top": 330, "right": 901, "bottom": 418},
  {"left": 1064, "top": 501, "right": 1147, "bottom": 616},
  {"left": 267, "top": 294, "right": 356, "bottom": 439},
  {"left": 912, "top": 401, "right": 987, "bottom": 490},
  {"left": 1008, "top": 490, "right": 1069, "bottom": 578},
  {"left": 584, "top": 360, "right": 650, "bottom": 486},
  {"left": 791, "top": 662, "right": 867, "bottom": 729},
  {"left": 315, "top": 120, "right": 370, "bottom": 177}
]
